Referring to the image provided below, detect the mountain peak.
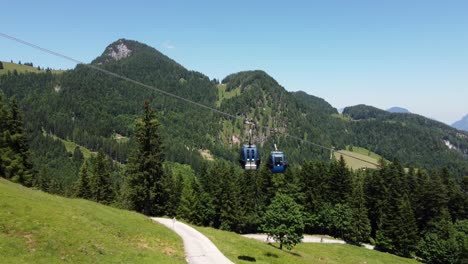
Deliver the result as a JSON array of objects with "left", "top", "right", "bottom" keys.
[
  {"left": 387, "top": 106, "right": 410, "bottom": 114},
  {"left": 221, "top": 70, "right": 282, "bottom": 93},
  {"left": 91, "top": 39, "right": 152, "bottom": 65},
  {"left": 452, "top": 114, "right": 468, "bottom": 131},
  {"left": 105, "top": 39, "right": 132, "bottom": 61}
]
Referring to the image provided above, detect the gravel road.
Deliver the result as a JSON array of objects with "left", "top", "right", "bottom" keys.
[
  {"left": 242, "top": 234, "right": 375, "bottom": 250},
  {"left": 152, "top": 217, "right": 233, "bottom": 264}
]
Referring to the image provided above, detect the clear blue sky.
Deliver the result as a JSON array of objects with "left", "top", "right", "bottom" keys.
[{"left": 1, "top": 0, "right": 467, "bottom": 124}]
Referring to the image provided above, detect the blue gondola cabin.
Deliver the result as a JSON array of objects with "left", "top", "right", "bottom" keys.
[
  {"left": 267, "top": 151, "right": 287, "bottom": 173},
  {"left": 239, "top": 144, "right": 261, "bottom": 170}
]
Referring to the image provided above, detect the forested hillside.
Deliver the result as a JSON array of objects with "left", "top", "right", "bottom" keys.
[
  {"left": 343, "top": 105, "right": 468, "bottom": 180},
  {"left": 1, "top": 38, "right": 468, "bottom": 187}
]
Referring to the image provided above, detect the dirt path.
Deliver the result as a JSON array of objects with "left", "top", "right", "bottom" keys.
[
  {"left": 242, "top": 234, "right": 375, "bottom": 250},
  {"left": 151, "top": 217, "right": 233, "bottom": 264}
]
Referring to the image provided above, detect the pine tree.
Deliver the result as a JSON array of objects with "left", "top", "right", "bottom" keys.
[
  {"left": 219, "top": 164, "right": 241, "bottom": 231},
  {"left": 74, "top": 161, "right": 91, "bottom": 199},
  {"left": 376, "top": 163, "right": 419, "bottom": 257},
  {"left": 299, "top": 161, "right": 330, "bottom": 233},
  {"left": 72, "top": 146, "right": 84, "bottom": 167},
  {"left": 300, "top": 161, "right": 329, "bottom": 213},
  {"left": 162, "top": 170, "right": 184, "bottom": 217},
  {"left": 1, "top": 97, "right": 35, "bottom": 186},
  {"left": 365, "top": 160, "right": 389, "bottom": 238},
  {"left": 121, "top": 101, "right": 164, "bottom": 216},
  {"left": 395, "top": 197, "right": 419, "bottom": 256},
  {"left": 416, "top": 172, "right": 449, "bottom": 232},
  {"left": 347, "top": 172, "right": 371, "bottom": 243},
  {"left": 0, "top": 92, "right": 9, "bottom": 177},
  {"left": 0, "top": 61, "right": 3, "bottom": 70},
  {"left": 328, "top": 156, "right": 352, "bottom": 205},
  {"left": 191, "top": 177, "right": 215, "bottom": 226},
  {"left": 440, "top": 168, "right": 466, "bottom": 222},
  {"left": 418, "top": 211, "right": 465, "bottom": 264},
  {"left": 177, "top": 177, "right": 199, "bottom": 222},
  {"left": 89, "top": 149, "right": 113, "bottom": 204}
]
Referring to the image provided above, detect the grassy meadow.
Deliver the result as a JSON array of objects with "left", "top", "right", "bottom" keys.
[
  {"left": 194, "top": 226, "right": 419, "bottom": 264},
  {"left": 0, "top": 179, "right": 185, "bottom": 263},
  {"left": 0, "top": 61, "right": 64, "bottom": 75}
]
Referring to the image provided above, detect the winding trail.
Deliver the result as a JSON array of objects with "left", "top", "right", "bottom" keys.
[{"left": 151, "top": 217, "right": 233, "bottom": 264}]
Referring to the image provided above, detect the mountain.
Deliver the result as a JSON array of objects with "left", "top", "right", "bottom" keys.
[
  {"left": 343, "top": 105, "right": 468, "bottom": 175},
  {"left": 453, "top": 114, "right": 468, "bottom": 131},
  {"left": 387, "top": 106, "right": 410, "bottom": 113},
  {"left": 1, "top": 39, "right": 468, "bottom": 182}
]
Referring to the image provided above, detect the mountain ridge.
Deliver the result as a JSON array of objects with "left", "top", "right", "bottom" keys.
[{"left": 453, "top": 114, "right": 468, "bottom": 132}]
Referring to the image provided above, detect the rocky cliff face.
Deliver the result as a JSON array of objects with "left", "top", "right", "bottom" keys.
[{"left": 106, "top": 41, "right": 132, "bottom": 62}]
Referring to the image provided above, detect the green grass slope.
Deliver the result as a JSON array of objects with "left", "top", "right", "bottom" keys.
[
  {"left": 0, "top": 62, "right": 42, "bottom": 75},
  {"left": 0, "top": 179, "right": 185, "bottom": 263},
  {"left": 334, "top": 146, "right": 385, "bottom": 170},
  {"left": 0, "top": 61, "right": 63, "bottom": 75},
  {"left": 195, "top": 226, "right": 419, "bottom": 264}
]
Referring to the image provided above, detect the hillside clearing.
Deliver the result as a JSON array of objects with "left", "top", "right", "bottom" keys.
[
  {"left": 333, "top": 146, "right": 385, "bottom": 170},
  {"left": 42, "top": 130, "right": 94, "bottom": 159},
  {"left": 0, "top": 61, "right": 63, "bottom": 75}
]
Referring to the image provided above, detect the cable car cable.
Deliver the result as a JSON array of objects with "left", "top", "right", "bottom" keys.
[{"left": 0, "top": 32, "right": 409, "bottom": 170}]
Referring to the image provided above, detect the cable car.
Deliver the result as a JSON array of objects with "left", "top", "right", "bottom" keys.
[
  {"left": 267, "top": 137, "right": 287, "bottom": 173},
  {"left": 239, "top": 144, "right": 261, "bottom": 170},
  {"left": 239, "top": 122, "right": 261, "bottom": 170},
  {"left": 267, "top": 151, "right": 287, "bottom": 173}
]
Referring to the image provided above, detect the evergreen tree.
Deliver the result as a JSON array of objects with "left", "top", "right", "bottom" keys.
[
  {"left": 121, "top": 101, "right": 164, "bottom": 216},
  {"left": 418, "top": 214, "right": 467, "bottom": 264},
  {"left": 376, "top": 163, "right": 419, "bottom": 257},
  {"left": 328, "top": 156, "right": 352, "bottom": 205},
  {"left": 365, "top": 160, "right": 389, "bottom": 238},
  {"left": 219, "top": 163, "right": 242, "bottom": 231},
  {"left": 191, "top": 177, "right": 215, "bottom": 226},
  {"left": 0, "top": 61, "right": 3, "bottom": 70},
  {"left": 47, "top": 178, "right": 63, "bottom": 194},
  {"left": 395, "top": 197, "right": 419, "bottom": 256},
  {"left": 162, "top": 170, "right": 184, "bottom": 217},
  {"left": 177, "top": 177, "right": 199, "bottom": 222},
  {"left": 0, "top": 92, "right": 9, "bottom": 177},
  {"left": 72, "top": 146, "right": 84, "bottom": 168},
  {"left": 74, "top": 161, "right": 91, "bottom": 199},
  {"left": 440, "top": 168, "right": 466, "bottom": 222},
  {"left": 262, "top": 193, "right": 304, "bottom": 250},
  {"left": 299, "top": 161, "right": 330, "bottom": 233},
  {"left": 0, "top": 97, "right": 35, "bottom": 186},
  {"left": 89, "top": 149, "right": 113, "bottom": 204},
  {"left": 34, "top": 166, "right": 50, "bottom": 192},
  {"left": 416, "top": 172, "right": 449, "bottom": 232},
  {"left": 347, "top": 172, "right": 371, "bottom": 243}
]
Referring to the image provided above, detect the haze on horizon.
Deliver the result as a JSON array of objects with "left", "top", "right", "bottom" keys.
[{"left": 1, "top": 0, "right": 467, "bottom": 125}]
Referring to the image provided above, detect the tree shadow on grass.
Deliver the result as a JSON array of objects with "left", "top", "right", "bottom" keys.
[
  {"left": 267, "top": 243, "right": 302, "bottom": 257},
  {"left": 264, "top": 252, "right": 279, "bottom": 258},
  {"left": 238, "top": 255, "right": 256, "bottom": 262}
]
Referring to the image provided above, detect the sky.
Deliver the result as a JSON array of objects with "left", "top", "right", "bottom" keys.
[{"left": 1, "top": 0, "right": 467, "bottom": 124}]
